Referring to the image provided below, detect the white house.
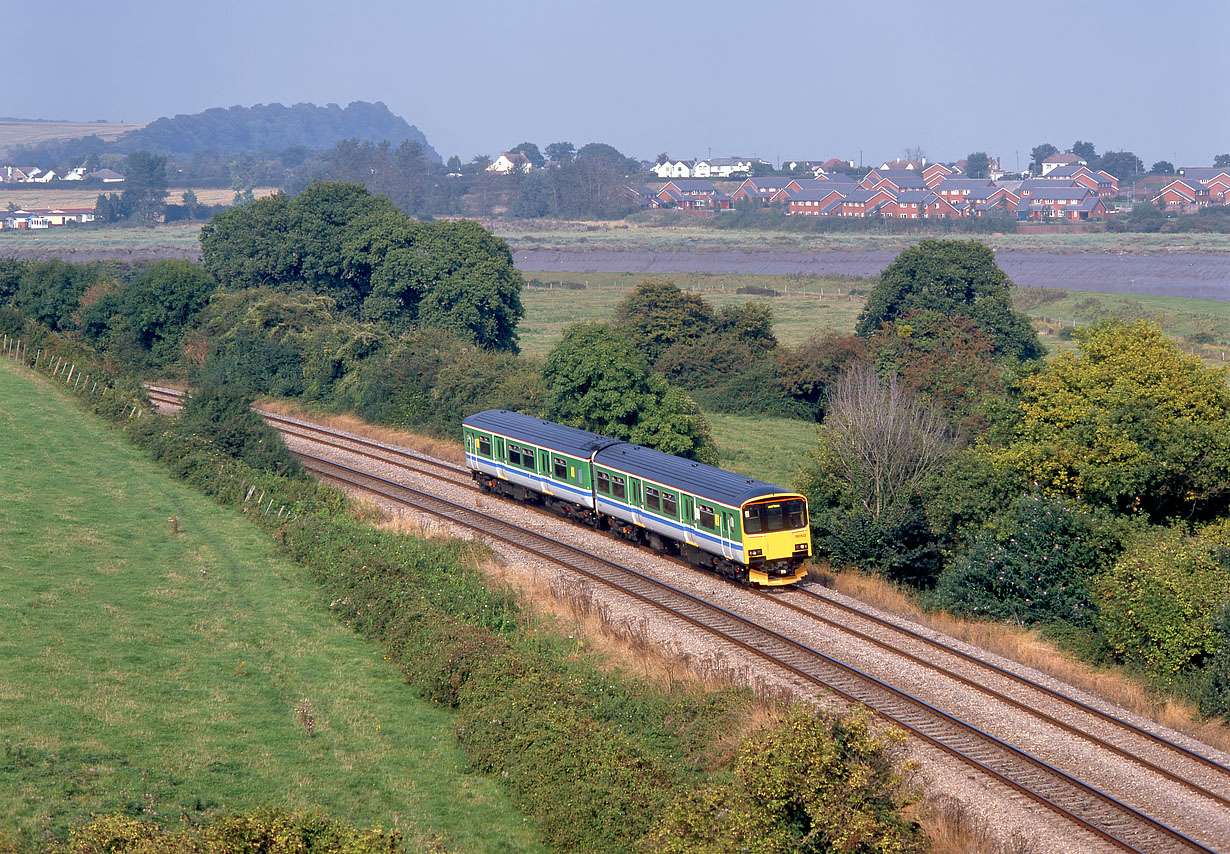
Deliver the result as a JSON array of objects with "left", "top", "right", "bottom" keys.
[
  {"left": 651, "top": 159, "right": 697, "bottom": 179},
  {"left": 485, "top": 151, "right": 533, "bottom": 174},
  {"left": 692, "top": 157, "right": 762, "bottom": 178}
]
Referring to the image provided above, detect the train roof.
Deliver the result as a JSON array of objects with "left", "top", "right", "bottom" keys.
[
  {"left": 594, "top": 442, "right": 796, "bottom": 508},
  {"left": 463, "top": 410, "right": 624, "bottom": 458}
]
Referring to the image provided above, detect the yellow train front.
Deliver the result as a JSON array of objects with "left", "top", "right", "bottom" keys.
[{"left": 738, "top": 494, "right": 812, "bottom": 586}]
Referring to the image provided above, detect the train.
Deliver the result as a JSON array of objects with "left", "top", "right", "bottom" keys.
[{"left": 462, "top": 409, "right": 811, "bottom": 587}]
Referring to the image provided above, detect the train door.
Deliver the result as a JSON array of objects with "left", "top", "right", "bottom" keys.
[
  {"left": 720, "top": 512, "right": 736, "bottom": 560},
  {"left": 681, "top": 495, "right": 696, "bottom": 545},
  {"left": 628, "top": 477, "right": 643, "bottom": 525},
  {"left": 495, "top": 437, "right": 506, "bottom": 475},
  {"left": 538, "top": 448, "right": 551, "bottom": 493}
]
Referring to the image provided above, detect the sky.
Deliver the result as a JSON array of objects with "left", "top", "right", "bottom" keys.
[{"left": 10, "top": 0, "right": 1229, "bottom": 169}]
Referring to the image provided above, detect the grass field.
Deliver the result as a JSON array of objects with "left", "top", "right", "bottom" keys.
[
  {"left": 707, "top": 413, "right": 818, "bottom": 488},
  {"left": 0, "top": 186, "right": 277, "bottom": 210},
  {"left": 519, "top": 275, "right": 866, "bottom": 360},
  {"left": 0, "top": 221, "right": 203, "bottom": 254},
  {"left": 0, "top": 360, "right": 544, "bottom": 852},
  {"left": 496, "top": 219, "right": 1230, "bottom": 254},
  {"left": 0, "top": 119, "right": 146, "bottom": 152}
]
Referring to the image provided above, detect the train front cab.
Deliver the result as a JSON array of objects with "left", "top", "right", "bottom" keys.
[{"left": 740, "top": 494, "right": 811, "bottom": 587}]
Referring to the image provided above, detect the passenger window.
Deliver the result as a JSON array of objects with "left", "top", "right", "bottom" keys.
[
  {"left": 508, "top": 444, "right": 522, "bottom": 466},
  {"left": 743, "top": 508, "right": 762, "bottom": 534},
  {"left": 699, "top": 504, "right": 716, "bottom": 530},
  {"left": 478, "top": 435, "right": 491, "bottom": 457},
  {"left": 645, "top": 486, "right": 660, "bottom": 512},
  {"left": 596, "top": 471, "right": 611, "bottom": 495},
  {"left": 662, "top": 493, "right": 677, "bottom": 519},
  {"left": 554, "top": 457, "right": 568, "bottom": 480},
  {"left": 612, "top": 476, "right": 626, "bottom": 500}
]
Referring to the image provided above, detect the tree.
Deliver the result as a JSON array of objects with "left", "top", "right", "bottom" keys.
[
  {"left": 1030, "top": 143, "right": 1058, "bottom": 173},
  {"left": 1215, "top": 154, "right": 1230, "bottom": 168},
  {"left": 610, "top": 280, "right": 715, "bottom": 363},
  {"left": 545, "top": 141, "right": 576, "bottom": 164},
  {"left": 1095, "top": 150, "right": 1143, "bottom": 181},
  {"left": 181, "top": 189, "right": 201, "bottom": 220},
  {"left": 1072, "top": 140, "right": 1097, "bottom": 162},
  {"left": 655, "top": 151, "right": 670, "bottom": 165},
  {"left": 541, "top": 322, "right": 715, "bottom": 462},
  {"left": 445, "top": 155, "right": 462, "bottom": 173},
  {"left": 855, "top": 239, "right": 1043, "bottom": 361},
  {"left": 120, "top": 150, "right": 168, "bottom": 225},
  {"left": 509, "top": 141, "right": 545, "bottom": 168},
  {"left": 1150, "top": 160, "right": 1175, "bottom": 175},
  {"left": 964, "top": 151, "right": 990, "bottom": 179},
  {"left": 820, "top": 362, "right": 952, "bottom": 520},
  {"left": 13, "top": 260, "right": 98, "bottom": 331},
  {"left": 997, "top": 319, "right": 1230, "bottom": 520}
]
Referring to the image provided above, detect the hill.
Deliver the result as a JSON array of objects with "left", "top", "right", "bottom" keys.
[{"left": 5, "top": 101, "right": 439, "bottom": 164}]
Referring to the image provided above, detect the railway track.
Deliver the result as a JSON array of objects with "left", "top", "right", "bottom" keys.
[{"left": 143, "top": 384, "right": 1230, "bottom": 851}]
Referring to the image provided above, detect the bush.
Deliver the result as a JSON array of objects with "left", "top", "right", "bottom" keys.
[
  {"left": 1093, "top": 523, "right": 1230, "bottom": 684},
  {"left": 175, "top": 383, "right": 301, "bottom": 474},
  {"left": 930, "top": 494, "right": 1116, "bottom": 626},
  {"left": 1198, "top": 605, "right": 1230, "bottom": 718}
]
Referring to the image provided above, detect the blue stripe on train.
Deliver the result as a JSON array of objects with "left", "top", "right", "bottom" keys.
[{"left": 466, "top": 455, "right": 594, "bottom": 503}]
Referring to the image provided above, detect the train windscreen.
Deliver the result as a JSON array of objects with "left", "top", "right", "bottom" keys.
[{"left": 743, "top": 499, "right": 808, "bottom": 534}]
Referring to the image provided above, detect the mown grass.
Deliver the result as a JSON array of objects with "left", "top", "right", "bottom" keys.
[
  {"left": 0, "top": 359, "right": 544, "bottom": 852},
  {"left": 0, "top": 221, "right": 202, "bottom": 253},
  {"left": 706, "top": 413, "right": 818, "bottom": 489}
]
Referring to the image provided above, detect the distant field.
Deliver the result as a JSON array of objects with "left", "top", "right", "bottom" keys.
[
  {"left": 0, "top": 220, "right": 202, "bottom": 256},
  {"left": 518, "top": 274, "right": 866, "bottom": 359},
  {"left": 0, "top": 186, "right": 277, "bottom": 210},
  {"left": 707, "top": 412, "right": 818, "bottom": 488},
  {"left": 0, "top": 119, "right": 147, "bottom": 152},
  {"left": 496, "top": 219, "right": 1230, "bottom": 254},
  {"left": 0, "top": 360, "right": 542, "bottom": 851}
]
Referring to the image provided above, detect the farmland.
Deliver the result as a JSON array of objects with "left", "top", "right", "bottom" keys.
[
  {"left": 0, "top": 119, "right": 146, "bottom": 154},
  {"left": 0, "top": 185, "right": 278, "bottom": 210},
  {"left": 0, "top": 359, "right": 543, "bottom": 852}
]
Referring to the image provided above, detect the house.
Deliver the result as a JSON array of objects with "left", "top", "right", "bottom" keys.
[
  {"left": 656, "top": 179, "right": 730, "bottom": 211},
  {"left": 62, "top": 166, "right": 88, "bottom": 181},
  {"left": 29, "top": 169, "right": 57, "bottom": 183},
  {"left": 693, "top": 157, "right": 763, "bottom": 179},
  {"left": 1015, "top": 187, "right": 1106, "bottom": 220},
  {"left": 819, "top": 157, "right": 852, "bottom": 174},
  {"left": 826, "top": 188, "right": 895, "bottom": 217},
  {"left": 878, "top": 158, "right": 925, "bottom": 171},
  {"left": 1176, "top": 167, "right": 1230, "bottom": 203},
  {"left": 922, "top": 163, "right": 953, "bottom": 187},
  {"left": 0, "top": 166, "right": 34, "bottom": 183},
  {"left": 486, "top": 151, "right": 533, "bottom": 174},
  {"left": 932, "top": 176, "right": 995, "bottom": 204},
  {"left": 1041, "top": 151, "right": 1087, "bottom": 176},
  {"left": 86, "top": 169, "right": 125, "bottom": 182},
  {"left": 878, "top": 191, "right": 933, "bottom": 219},
  {"left": 785, "top": 188, "right": 849, "bottom": 215},
  {"left": 732, "top": 177, "right": 798, "bottom": 205},
  {"left": 1016, "top": 178, "right": 1081, "bottom": 198},
  {"left": 1041, "top": 164, "right": 1118, "bottom": 197},
  {"left": 1152, "top": 179, "right": 1211, "bottom": 209},
  {"left": 860, "top": 169, "right": 927, "bottom": 191},
  {"left": 650, "top": 159, "right": 697, "bottom": 179}
]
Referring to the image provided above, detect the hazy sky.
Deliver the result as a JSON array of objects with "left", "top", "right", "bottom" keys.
[{"left": 12, "top": 0, "right": 1229, "bottom": 168}]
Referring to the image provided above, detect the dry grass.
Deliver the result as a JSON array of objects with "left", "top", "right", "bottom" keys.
[
  {"left": 0, "top": 185, "right": 276, "bottom": 210},
  {"left": 255, "top": 399, "right": 465, "bottom": 465},
  {"left": 812, "top": 564, "right": 1230, "bottom": 754},
  {"left": 914, "top": 794, "right": 1041, "bottom": 854},
  {"left": 0, "top": 119, "right": 147, "bottom": 151}
]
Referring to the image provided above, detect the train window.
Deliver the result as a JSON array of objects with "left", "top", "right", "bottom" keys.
[
  {"left": 596, "top": 471, "right": 611, "bottom": 495},
  {"left": 662, "top": 493, "right": 677, "bottom": 519},
  {"left": 554, "top": 456, "right": 568, "bottom": 480},
  {"left": 786, "top": 500, "right": 807, "bottom": 528},
  {"left": 612, "top": 476, "right": 626, "bottom": 500},
  {"left": 508, "top": 443, "right": 523, "bottom": 466},
  {"left": 645, "top": 486, "right": 660, "bottom": 512},
  {"left": 698, "top": 504, "right": 716, "bottom": 530},
  {"left": 478, "top": 435, "right": 491, "bottom": 457},
  {"left": 743, "top": 507, "right": 763, "bottom": 534}
]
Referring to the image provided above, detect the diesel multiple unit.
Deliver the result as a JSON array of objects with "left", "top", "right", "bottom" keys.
[{"left": 462, "top": 409, "right": 811, "bottom": 586}]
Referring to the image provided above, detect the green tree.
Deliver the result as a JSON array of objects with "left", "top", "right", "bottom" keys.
[
  {"left": 1151, "top": 160, "right": 1175, "bottom": 175},
  {"left": 1095, "top": 150, "right": 1143, "bottom": 181},
  {"left": 121, "top": 150, "right": 169, "bottom": 225},
  {"left": 1094, "top": 522, "right": 1230, "bottom": 684},
  {"left": 855, "top": 239, "right": 1043, "bottom": 361},
  {"left": 411, "top": 219, "right": 525, "bottom": 352},
  {"left": 610, "top": 279, "right": 715, "bottom": 363},
  {"left": 964, "top": 151, "right": 990, "bottom": 179},
  {"left": 83, "top": 260, "right": 217, "bottom": 365},
  {"left": 545, "top": 141, "right": 576, "bottom": 164},
  {"left": 1030, "top": 143, "right": 1058, "bottom": 173},
  {"left": 1215, "top": 154, "right": 1230, "bottom": 168},
  {"left": 508, "top": 141, "right": 544, "bottom": 168},
  {"left": 181, "top": 188, "right": 201, "bottom": 219},
  {"left": 997, "top": 319, "right": 1230, "bottom": 519},
  {"left": 200, "top": 191, "right": 296, "bottom": 289},
  {"left": 1072, "top": 140, "right": 1097, "bottom": 161},
  {"left": 14, "top": 260, "right": 97, "bottom": 331},
  {"left": 542, "top": 322, "right": 715, "bottom": 462}
]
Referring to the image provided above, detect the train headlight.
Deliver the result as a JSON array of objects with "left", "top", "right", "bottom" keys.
[
  {"left": 795, "top": 543, "right": 809, "bottom": 552},
  {"left": 749, "top": 549, "right": 762, "bottom": 557}
]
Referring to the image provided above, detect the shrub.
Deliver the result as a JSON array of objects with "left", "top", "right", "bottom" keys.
[
  {"left": 647, "top": 708, "right": 925, "bottom": 854},
  {"left": 1093, "top": 523, "right": 1230, "bottom": 683},
  {"left": 1198, "top": 605, "right": 1230, "bottom": 719},
  {"left": 930, "top": 494, "right": 1116, "bottom": 626},
  {"left": 175, "top": 383, "right": 301, "bottom": 474}
]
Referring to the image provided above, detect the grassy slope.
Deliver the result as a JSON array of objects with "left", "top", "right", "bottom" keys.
[
  {"left": 0, "top": 119, "right": 146, "bottom": 150},
  {"left": 0, "top": 360, "right": 543, "bottom": 852}
]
